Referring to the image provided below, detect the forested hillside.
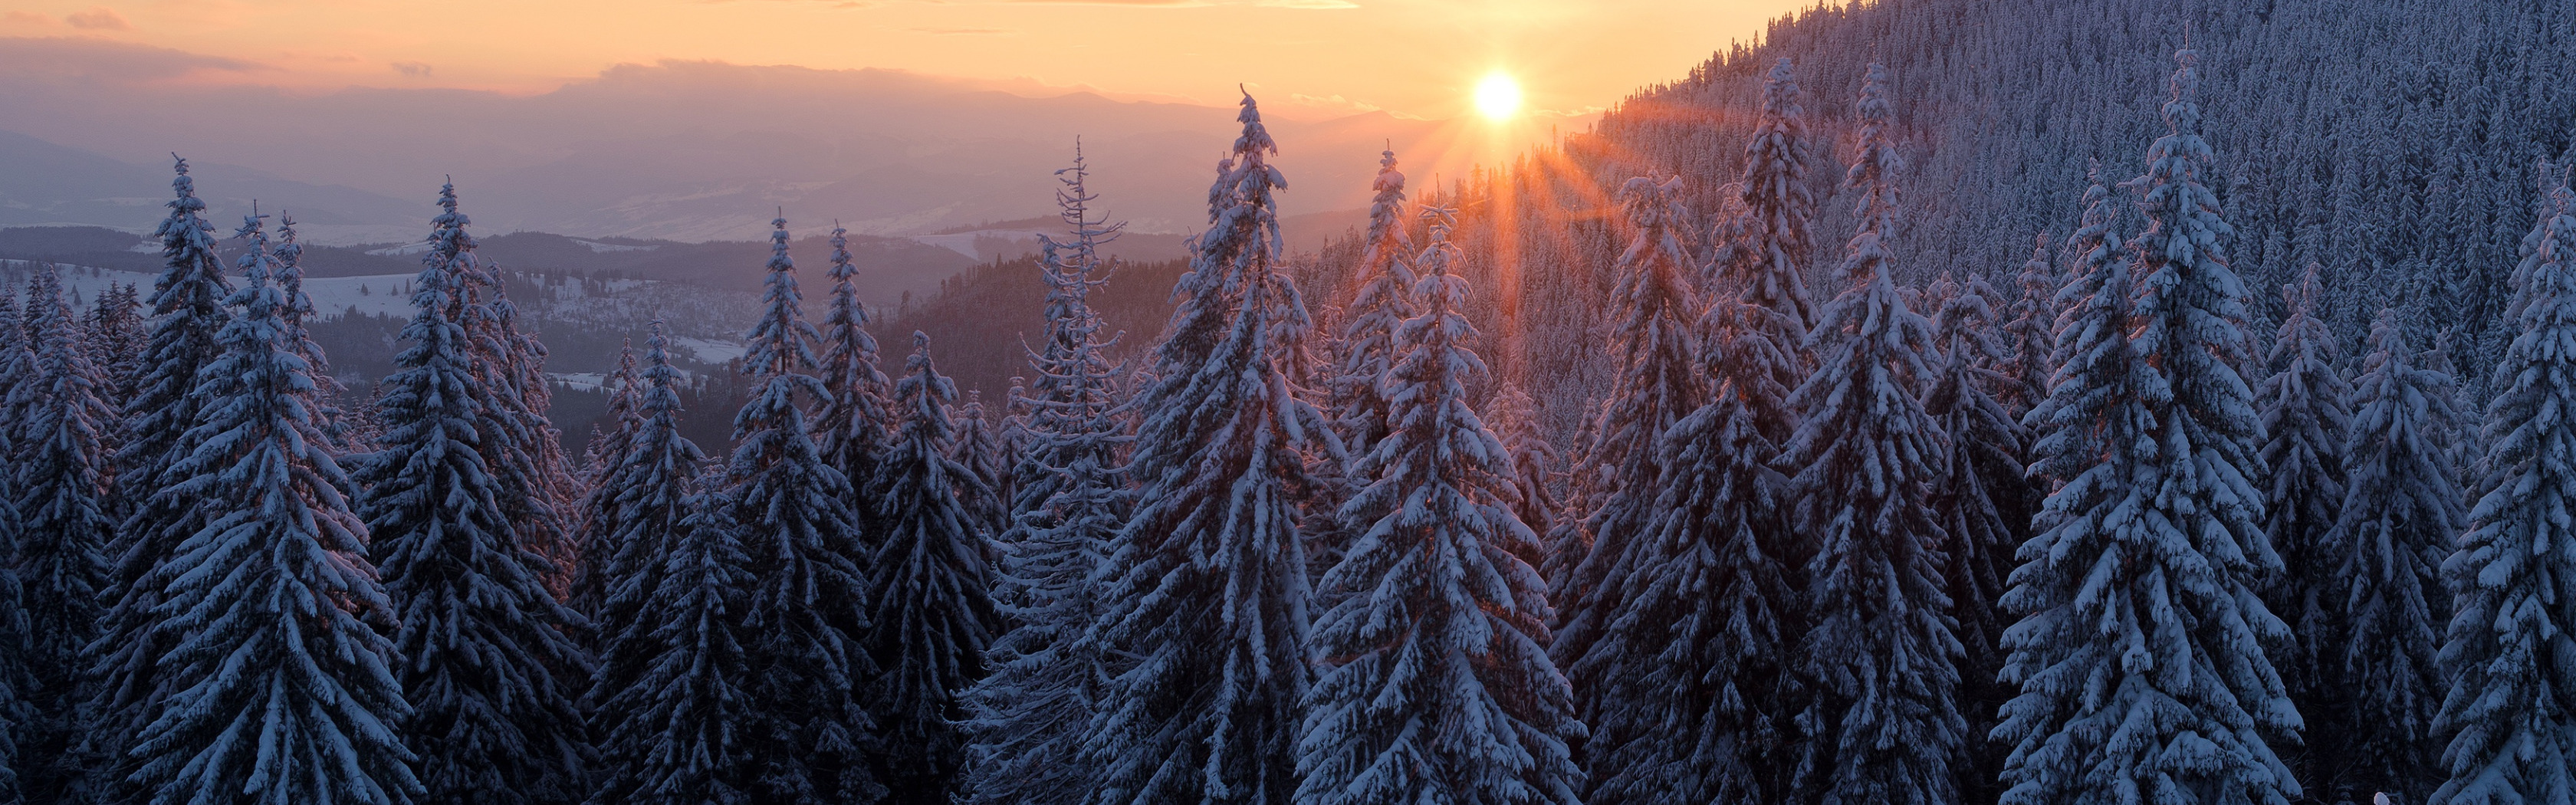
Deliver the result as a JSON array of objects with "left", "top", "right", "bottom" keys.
[{"left": 1347, "top": 0, "right": 2573, "bottom": 427}]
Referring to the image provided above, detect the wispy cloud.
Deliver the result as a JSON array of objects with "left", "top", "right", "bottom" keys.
[
  {"left": 1290, "top": 93, "right": 1381, "bottom": 113},
  {"left": 0, "top": 37, "right": 261, "bottom": 83},
  {"left": 64, "top": 7, "right": 130, "bottom": 31},
  {"left": 733, "top": 0, "right": 1356, "bottom": 8},
  {"left": 391, "top": 61, "right": 433, "bottom": 77},
  {"left": 994, "top": 0, "right": 1359, "bottom": 6}
]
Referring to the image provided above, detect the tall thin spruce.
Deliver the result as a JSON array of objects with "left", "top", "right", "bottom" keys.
[
  {"left": 720, "top": 214, "right": 883, "bottom": 804},
  {"left": 2430, "top": 179, "right": 2576, "bottom": 805},
  {"left": 1296, "top": 205, "right": 1582, "bottom": 805},
  {"left": 85, "top": 156, "right": 235, "bottom": 801},
  {"left": 357, "top": 182, "right": 590, "bottom": 805},
  {"left": 961, "top": 141, "right": 1131, "bottom": 805},
  {"left": 1782, "top": 63, "right": 1963, "bottom": 805},
  {"left": 1996, "top": 51, "right": 2300, "bottom": 805},
  {"left": 129, "top": 209, "right": 419, "bottom": 805},
  {"left": 1084, "top": 92, "right": 1329, "bottom": 805},
  {"left": 10, "top": 263, "right": 113, "bottom": 804}
]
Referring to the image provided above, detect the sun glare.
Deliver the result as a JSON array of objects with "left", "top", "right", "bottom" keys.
[{"left": 1474, "top": 73, "right": 1523, "bottom": 122}]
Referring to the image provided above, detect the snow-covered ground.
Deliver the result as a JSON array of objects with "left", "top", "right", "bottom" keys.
[
  {"left": 571, "top": 239, "right": 658, "bottom": 254},
  {"left": 1, "top": 261, "right": 155, "bottom": 306},
  {"left": 4, "top": 259, "right": 751, "bottom": 383},
  {"left": 302, "top": 274, "right": 420, "bottom": 318},
  {"left": 910, "top": 229, "right": 1044, "bottom": 261},
  {"left": 365, "top": 242, "right": 437, "bottom": 257},
  {"left": 0, "top": 261, "right": 418, "bottom": 320},
  {"left": 672, "top": 336, "right": 748, "bottom": 364},
  {"left": 550, "top": 372, "right": 611, "bottom": 392}
]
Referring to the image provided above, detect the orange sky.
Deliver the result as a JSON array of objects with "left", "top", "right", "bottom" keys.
[{"left": 0, "top": 0, "right": 1809, "bottom": 120}]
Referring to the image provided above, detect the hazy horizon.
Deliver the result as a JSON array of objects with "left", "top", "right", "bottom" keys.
[
  {"left": 0, "top": 1, "right": 1809, "bottom": 117},
  {"left": 0, "top": 32, "right": 1659, "bottom": 245}
]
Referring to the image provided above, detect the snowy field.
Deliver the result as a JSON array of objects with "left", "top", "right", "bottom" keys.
[
  {"left": 672, "top": 336, "right": 749, "bottom": 364},
  {"left": 1, "top": 261, "right": 156, "bottom": 307},
  {"left": 301, "top": 274, "right": 420, "bottom": 318},
  {"left": 0, "top": 261, "right": 423, "bottom": 320}
]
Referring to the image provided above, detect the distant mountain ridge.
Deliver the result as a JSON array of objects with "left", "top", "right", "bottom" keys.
[{"left": 0, "top": 130, "right": 419, "bottom": 242}]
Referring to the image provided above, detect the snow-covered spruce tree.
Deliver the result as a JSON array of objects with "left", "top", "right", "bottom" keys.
[
  {"left": 2426, "top": 327, "right": 2481, "bottom": 492},
  {"left": 12, "top": 264, "right": 114, "bottom": 804},
  {"left": 950, "top": 390, "right": 1010, "bottom": 538},
  {"left": 2257, "top": 261, "right": 2351, "bottom": 770},
  {"left": 591, "top": 489, "right": 757, "bottom": 805},
  {"left": 271, "top": 215, "right": 356, "bottom": 453},
  {"left": 1539, "top": 416, "right": 1598, "bottom": 629},
  {"left": 580, "top": 324, "right": 700, "bottom": 720},
  {"left": 1576, "top": 219, "right": 1806, "bottom": 805},
  {"left": 1296, "top": 205, "right": 1582, "bottom": 805},
  {"left": 586, "top": 324, "right": 761, "bottom": 805},
  {"left": 127, "top": 210, "right": 421, "bottom": 805},
  {"left": 979, "top": 392, "right": 1018, "bottom": 518},
  {"left": 420, "top": 194, "right": 571, "bottom": 595},
  {"left": 2430, "top": 182, "right": 2576, "bottom": 805},
  {"left": 1484, "top": 382, "right": 1557, "bottom": 570},
  {"left": 0, "top": 508, "right": 19, "bottom": 805},
  {"left": 813, "top": 222, "right": 899, "bottom": 542},
  {"left": 961, "top": 144, "right": 1130, "bottom": 805},
  {"left": 588, "top": 341, "right": 642, "bottom": 475},
  {"left": 866, "top": 333, "right": 998, "bottom": 804},
  {"left": 83, "top": 281, "right": 145, "bottom": 419},
  {"left": 1780, "top": 64, "right": 1963, "bottom": 805},
  {"left": 1085, "top": 92, "right": 1329, "bottom": 805},
  {"left": 2315, "top": 309, "right": 2457, "bottom": 804},
  {"left": 2025, "top": 160, "right": 2115, "bottom": 488},
  {"left": 1998, "top": 232, "right": 2060, "bottom": 421},
  {"left": 0, "top": 281, "right": 22, "bottom": 805},
  {"left": 1996, "top": 50, "right": 2300, "bottom": 805},
  {"left": 0, "top": 283, "right": 25, "bottom": 469},
  {"left": 481, "top": 277, "right": 580, "bottom": 591},
  {"left": 1737, "top": 56, "right": 1819, "bottom": 351},
  {"left": 720, "top": 215, "right": 881, "bottom": 804},
  {"left": 1922, "top": 268, "right": 2029, "bottom": 805},
  {"left": 1001, "top": 376, "right": 1031, "bottom": 468},
  {"left": 0, "top": 283, "right": 25, "bottom": 449},
  {"left": 85, "top": 156, "right": 235, "bottom": 798},
  {"left": 1996, "top": 165, "right": 2154, "bottom": 805},
  {"left": 1549, "top": 174, "right": 1701, "bottom": 702},
  {"left": 570, "top": 339, "right": 643, "bottom": 625},
  {"left": 1329, "top": 147, "right": 1418, "bottom": 456},
  {"left": 356, "top": 184, "right": 590, "bottom": 805},
  {"left": 1317, "top": 147, "right": 1418, "bottom": 582}
]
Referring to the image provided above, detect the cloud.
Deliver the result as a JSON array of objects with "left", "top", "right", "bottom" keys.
[
  {"left": 391, "top": 61, "right": 433, "bottom": 77},
  {"left": 731, "top": 0, "right": 1356, "bottom": 7},
  {"left": 911, "top": 26, "right": 1007, "bottom": 34},
  {"left": 1290, "top": 93, "right": 1380, "bottom": 113},
  {"left": 4, "top": 11, "right": 54, "bottom": 25},
  {"left": 992, "top": 0, "right": 1359, "bottom": 5},
  {"left": 0, "top": 37, "right": 260, "bottom": 84},
  {"left": 64, "top": 7, "right": 130, "bottom": 30}
]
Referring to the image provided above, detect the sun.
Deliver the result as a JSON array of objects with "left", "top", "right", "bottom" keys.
[{"left": 1474, "top": 73, "right": 1523, "bottom": 122}]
